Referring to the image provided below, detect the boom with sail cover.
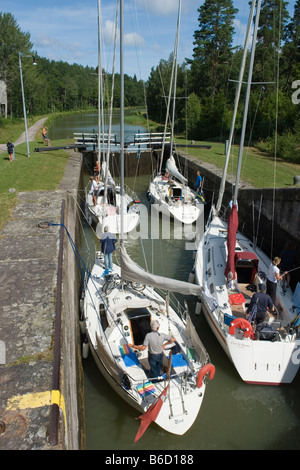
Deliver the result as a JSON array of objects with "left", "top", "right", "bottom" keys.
[
  {"left": 120, "top": 245, "right": 202, "bottom": 296},
  {"left": 166, "top": 156, "right": 188, "bottom": 185}
]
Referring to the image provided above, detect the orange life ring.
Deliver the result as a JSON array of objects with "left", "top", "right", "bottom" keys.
[
  {"left": 196, "top": 363, "right": 215, "bottom": 388},
  {"left": 229, "top": 318, "right": 254, "bottom": 339}
]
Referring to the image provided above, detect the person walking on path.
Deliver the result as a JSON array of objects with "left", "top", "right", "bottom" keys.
[
  {"left": 6, "top": 140, "right": 14, "bottom": 162},
  {"left": 0, "top": 117, "right": 48, "bottom": 155},
  {"left": 100, "top": 226, "right": 117, "bottom": 272}
]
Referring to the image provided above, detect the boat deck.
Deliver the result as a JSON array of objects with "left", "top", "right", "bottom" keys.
[{"left": 228, "top": 283, "right": 252, "bottom": 318}]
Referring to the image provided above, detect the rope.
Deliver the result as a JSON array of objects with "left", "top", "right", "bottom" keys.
[
  {"left": 286, "top": 266, "right": 300, "bottom": 274},
  {"left": 48, "top": 220, "right": 129, "bottom": 388}
]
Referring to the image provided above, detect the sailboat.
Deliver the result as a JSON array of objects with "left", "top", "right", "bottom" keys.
[
  {"left": 85, "top": 0, "right": 140, "bottom": 235},
  {"left": 147, "top": 0, "right": 203, "bottom": 225},
  {"left": 192, "top": 0, "right": 300, "bottom": 386},
  {"left": 82, "top": 0, "right": 214, "bottom": 439},
  {"left": 85, "top": 164, "right": 140, "bottom": 234}
]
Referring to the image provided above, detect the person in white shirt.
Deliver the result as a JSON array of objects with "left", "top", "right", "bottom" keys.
[
  {"left": 90, "top": 176, "right": 99, "bottom": 206},
  {"left": 266, "top": 257, "right": 287, "bottom": 304}
]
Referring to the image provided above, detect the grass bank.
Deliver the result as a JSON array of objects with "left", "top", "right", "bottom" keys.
[
  {"left": 0, "top": 133, "right": 70, "bottom": 230},
  {"left": 175, "top": 137, "right": 300, "bottom": 189}
]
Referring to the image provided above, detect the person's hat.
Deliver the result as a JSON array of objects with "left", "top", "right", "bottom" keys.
[{"left": 258, "top": 283, "right": 266, "bottom": 292}]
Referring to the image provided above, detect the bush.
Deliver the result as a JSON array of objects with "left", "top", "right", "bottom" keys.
[{"left": 256, "top": 131, "right": 300, "bottom": 163}]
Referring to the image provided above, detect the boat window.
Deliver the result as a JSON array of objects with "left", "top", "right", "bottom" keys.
[
  {"left": 207, "top": 248, "right": 211, "bottom": 263},
  {"left": 99, "top": 304, "right": 109, "bottom": 330}
]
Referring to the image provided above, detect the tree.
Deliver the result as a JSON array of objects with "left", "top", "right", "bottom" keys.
[
  {"left": 281, "top": 0, "right": 300, "bottom": 88},
  {"left": 187, "top": 0, "right": 238, "bottom": 101},
  {"left": 186, "top": 92, "right": 201, "bottom": 139},
  {"left": 254, "top": 0, "right": 290, "bottom": 84},
  {"left": 0, "top": 12, "right": 33, "bottom": 116}
]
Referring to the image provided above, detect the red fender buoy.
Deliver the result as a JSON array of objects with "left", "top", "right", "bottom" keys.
[
  {"left": 197, "top": 363, "right": 216, "bottom": 388},
  {"left": 229, "top": 318, "right": 254, "bottom": 339}
]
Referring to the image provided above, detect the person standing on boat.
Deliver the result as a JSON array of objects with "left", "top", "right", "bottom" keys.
[
  {"left": 90, "top": 176, "right": 99, "bottom": 206},
  {"left": 246, "top": 283, "right": 275, "bottom": 324},
  {"left": 128, "top": 320, "right": 175, "bottom": 379},
  {"left": 266, "top": 257, "right": 287, "bottom": 304},
  {"left": 195, "top": 171, "right": 203, "bottom": 193},
  {"left": 94, "top": 160, "right": 100, "bottom": 183},
  {"left": 100, "top": 226, "right": 117, "bottom": 272}
]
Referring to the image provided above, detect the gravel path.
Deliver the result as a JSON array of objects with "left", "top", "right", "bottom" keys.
[{"left": 0, "top": 117, "right": 48, "bottom": 154}]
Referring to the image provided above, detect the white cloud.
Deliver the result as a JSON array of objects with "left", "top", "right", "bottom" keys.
[
  {"left": 125, "top": 32, "right": 145, "bottom": 47},
  {"left": 36, "top": 33, "right": 59, "bottom": 51}
]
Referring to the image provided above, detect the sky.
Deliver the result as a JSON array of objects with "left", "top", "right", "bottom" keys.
[{"left": 1, "top": 0, "right": 296, "bottom": 81}]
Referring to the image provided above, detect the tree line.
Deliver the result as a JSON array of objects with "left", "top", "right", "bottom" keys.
[
  {"left": 147, "top": 0, "right": 300, "bottom": 162},
  {"left": 0, "top": 0, "right": 300, "bottom": 162},
  {"left": 0, "top": 12, "right": 145, "bottom": 117}
]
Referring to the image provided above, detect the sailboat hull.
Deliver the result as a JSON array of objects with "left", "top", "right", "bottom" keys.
[
  {"left": 88, "top": 337, "right": 206, "bottom": 434},
  {"left": 83, "top": 254, "right": 212, "bottom": 436},
  {"left": 85, "top": 183, "right": 140, "bottom": 234},
  {"left": 148, "top": 175, "right": 202, "bottom": 225},
  {"left": 194, "top": 214, "right": 300, "bottom": 385}
]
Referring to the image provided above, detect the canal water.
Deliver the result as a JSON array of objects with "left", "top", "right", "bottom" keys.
[{"left": 50, "top": 114, "right": 300, "bottom": 451}]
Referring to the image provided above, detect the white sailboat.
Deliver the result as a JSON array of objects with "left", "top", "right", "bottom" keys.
[
  {"left": 85, "top": 0, "right": 140, "bottom": 235},
  {"left": 193, "top": 0, "right": 300, "bottom": 386},
  {"left": 85, "top": 168, "right": 140, "bottom": 234},
  {"left": 147, "top": 0, "right": 203, "bottom": 225},
  {"left": 82, "top": 0, "right": 214, "bottom": 440}
]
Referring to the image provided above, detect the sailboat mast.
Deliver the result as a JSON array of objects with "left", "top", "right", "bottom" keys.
[
  {"left": 159, "top": 0, "right": 181, "bottom": 174},
  {"left": 216, "top": 0, "right": 256, "bottom": 213},
  {"left": 97, "top": 0, "right": 104, "bottom": 166},
  {"left": 120, "top": 0, "right": 125, "bottom": 243},
  {"left": 233, "top": 0, "right": 261, "bottom": 205},
  {"left": 170, "top": 0, "right": 181, "bottom": 159}
]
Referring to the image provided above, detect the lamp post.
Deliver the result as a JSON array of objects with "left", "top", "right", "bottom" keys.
[{"left": 19, "top": 52, "right": 37, "bottom": 158}]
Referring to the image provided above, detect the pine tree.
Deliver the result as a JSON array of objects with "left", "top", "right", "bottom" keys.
[{"left": 187, "top": 0, "right": 238, "bottom": 101}]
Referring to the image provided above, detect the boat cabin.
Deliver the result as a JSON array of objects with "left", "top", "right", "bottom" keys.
[
  {"left": 96, "top": 186, "right": 118, "bottom": 206},
  {"left": 125, "top": 308, "right": 152, "bottom": 345},
  {"left": 235, "top": 251, "right": 259, "bottom": 285},
  {"left": 169, "top": 185, "right": 182, "bottom": 201}
]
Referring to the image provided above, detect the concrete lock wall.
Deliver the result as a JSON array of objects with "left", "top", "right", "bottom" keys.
[{"left": 61, "top": 190, "right": 86, "bottom": 450}]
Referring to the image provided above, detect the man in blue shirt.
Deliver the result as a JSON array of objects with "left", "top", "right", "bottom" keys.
[
  {"left": 194, "top": 170, "right": 203, "bottom": 193},
  {"left": 100, "top": 226, "right": 117, "bottom": 272},
  {"left": 246, "top": 284, "right": 274, "bottom": 324}
]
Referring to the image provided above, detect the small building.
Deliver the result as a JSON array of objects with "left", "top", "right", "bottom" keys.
[{"left": 0, "top": 80, "right": 7, "bottom": 118}]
